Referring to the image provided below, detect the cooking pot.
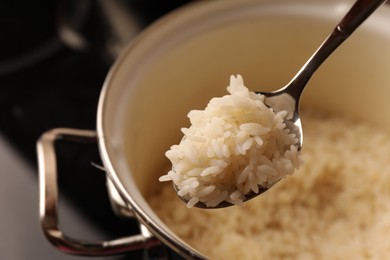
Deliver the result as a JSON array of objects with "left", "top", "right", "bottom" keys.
[{"left": 37, "top": 0, "right": 390, "bottom": 259}]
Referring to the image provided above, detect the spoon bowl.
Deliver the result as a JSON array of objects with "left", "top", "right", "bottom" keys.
[{"left": 176, "top": 0, "right": 386, "bottom": 209}]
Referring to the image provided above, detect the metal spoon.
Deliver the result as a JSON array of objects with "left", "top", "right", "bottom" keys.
[{"left": 176, "top": 0, "right": 387, "bottom": 209}]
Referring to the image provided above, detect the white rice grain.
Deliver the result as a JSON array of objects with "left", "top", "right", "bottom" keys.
[
  {"left": 151, "top": 110, "right": 390, "bottom": 259},
  {"left": 161, "top": 75, "right": 299, "bottom": 207}
]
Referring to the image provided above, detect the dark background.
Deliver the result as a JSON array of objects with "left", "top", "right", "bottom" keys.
[{"left": 0, "top": 0, "right": 192, "bottom": 259}]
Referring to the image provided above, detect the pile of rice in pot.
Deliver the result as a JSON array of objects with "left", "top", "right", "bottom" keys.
[
  {"left": 159, "top": 75, "right": 300, "bottom": 207},
  {"left": 150, "top": 110, "right": 390, "bottom": 259}
]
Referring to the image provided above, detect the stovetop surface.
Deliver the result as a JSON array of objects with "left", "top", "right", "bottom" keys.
[{"left": 0, "top": 1, "right": 191, "bottom": 259}]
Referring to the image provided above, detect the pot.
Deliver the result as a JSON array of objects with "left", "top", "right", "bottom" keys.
[{"left": 37, "top": 0, "right": 390, "bottom": 259}]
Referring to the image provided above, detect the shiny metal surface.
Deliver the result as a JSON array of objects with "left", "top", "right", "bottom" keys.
[
  {"left": 36, "top": 0, "right": 390, "bottom": 259},
  {"left": 262, "top": 0, "right": 387, "bottom": 145},
  {"left": 0, "top": 133, "right": 117, "bottom": 260},
  {"left": 106, "top": 177, "right": 135, "bottom": 218},
  {"left": 36, "top": 128, "right": 160, "bottom": 256},
  {"left": 57, "top": 0, "right": 142, "bottom": 60},
  {"left": 177, "top": 0, "right": 387, "bottom": 209}
]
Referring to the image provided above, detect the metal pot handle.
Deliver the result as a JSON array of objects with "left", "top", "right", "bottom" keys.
[{"left": 36, "top": 128, "right": 160, "bottom": 256}]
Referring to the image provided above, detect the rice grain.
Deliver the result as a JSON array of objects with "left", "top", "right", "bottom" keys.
[{"left": 160, "top": 75, "right": 299, "bottom": 207}]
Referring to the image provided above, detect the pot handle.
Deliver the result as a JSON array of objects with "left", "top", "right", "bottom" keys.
[{"left": 36, "top": 128, "right": 161, "bottom": 256}]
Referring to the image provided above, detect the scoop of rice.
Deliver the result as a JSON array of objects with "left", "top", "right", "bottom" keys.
[{"left": 159, "top": 75, "right": 300, "bottom": 207}]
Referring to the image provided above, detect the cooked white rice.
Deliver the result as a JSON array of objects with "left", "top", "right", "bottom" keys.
[
  {"left": 159, "top": 75, "right": 300, "bottom": 207},
  {"left": 150, "top": 111, "right": 390, "bottom": 259}
]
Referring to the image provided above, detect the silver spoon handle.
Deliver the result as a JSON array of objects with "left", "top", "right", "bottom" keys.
[{"left": 284, "top": 0, "right": 387, "bottom": 99}]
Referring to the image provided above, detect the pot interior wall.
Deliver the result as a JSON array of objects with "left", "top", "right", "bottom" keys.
[
  {"left": 99, "top": 0, "right": 390, "bottom": 257},
  {"left": 120, "top": 2, "right": 390, "bottom": 199}
]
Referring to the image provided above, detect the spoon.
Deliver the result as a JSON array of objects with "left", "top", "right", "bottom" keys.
[{"left": 176, "top": 0, "right": 387, "bottom": 209}]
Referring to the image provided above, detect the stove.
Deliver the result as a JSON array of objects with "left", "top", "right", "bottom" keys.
[{"left": 0, "top": 1, "right": 191, "bottom": 259}]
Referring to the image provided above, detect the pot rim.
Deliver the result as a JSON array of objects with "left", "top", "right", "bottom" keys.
[
  {"left": 95, "top": 0, "right": 371, "bottom": 258},
  {"left": 95, "top": 0, "right": 234, "bottom": 258}
]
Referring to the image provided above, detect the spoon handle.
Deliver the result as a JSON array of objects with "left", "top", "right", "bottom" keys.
[{"left": 284, "top": 0, "right": 386, "bottom": 99}]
